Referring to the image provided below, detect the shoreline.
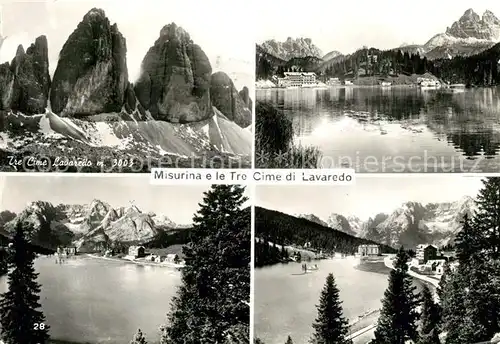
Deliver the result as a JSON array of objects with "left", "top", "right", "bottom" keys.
[{"left": 84, "top": 253, "right": 184, "bottom": 269}]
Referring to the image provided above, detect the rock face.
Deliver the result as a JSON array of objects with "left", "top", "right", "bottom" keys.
[
  {"left": 0, "top": 63, "right": 15, "bottom": 110},
  {"left": 134, "top": 23, "right": 213, "bottom": 123},
  {"left": 297, "top": 214, "right": 329, "bottom": 227},
  {"left": 343, "top": 197, "right": 474, "bottom": 248},
  {"left": 238, "top": 86, "right": 253, "bottom": 114},
  {"left": 4, "top": 199, "right": 184, "bottom": 251},
  {"left": 397, "top": 9, "right": 500, "bottom": 60},
  {"left": 446, "top": 9, "right": 500, "bottom": 40},
  {"left": 326, "top": 214, "right": 357, "bottom": 236},
  {"left": 50, "top": 8, "right": 128, "bottom": 117},
  {"left": 0, "top": 36, "right": 50, "bottom": 114},
  {"left": 300, "top": 196, "right": 475, "bottom": 248},
  {"left": 260, "top": 37, "right": 323, "bottom": 60},
  {"left": 210, "top": 72, "right": 251, "bottom": 127}
]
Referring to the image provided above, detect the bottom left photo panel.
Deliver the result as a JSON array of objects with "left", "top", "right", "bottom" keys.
[{"left": 0, "top": 176, "right": 250, "bottom": 344}]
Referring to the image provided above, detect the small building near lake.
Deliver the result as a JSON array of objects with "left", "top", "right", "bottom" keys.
[
  {"left": 427, "top": 259, "right": 447, "bottom": 274},
  {"left": 165, "top": 254, "right": 180, "bottom": 263},
  {"left": 57, "top": 247, "right": 77, "bottom": 255},
  {"left": 278, "top": 72, "right": 317, "bottom": 87},
  {"left": 358, "top": 244, "right": 380, "bottom": 257},
  {"left": 128, "top": 246, "right": 145, "bottom": 258},
  {"left": 416, "top": 244, "right": 438, "bottom": 264},
  {"left": 327, "top": 77, "right": 341, "bottom": 85}
]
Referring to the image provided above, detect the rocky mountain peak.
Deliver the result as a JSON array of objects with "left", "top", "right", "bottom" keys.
[
  {"left": 158, "top": 22, "right": 191, "bottom": 43},
  {"left": 134, "top": 22, "right": 213, "bottom": 123},
  {"left": 15, "top": 45, "right": 25, "bottom": 57},
  {"left": 463, "top": 8, "right": 479, "bottom": 19},
  {"left": 3, "top": 199, "right": 187, "bottom": 251},
  {"left": 88, "top": 199, "right": 109, "bottom": 212},
  {"left": 210, "top": 71, "right": 252, "bottom": 127},
  {"left": 445, "top": 8, "right": 500, "bottom": 40},
  {"left": 125, "top": 204, "right": 142, "bottom": 215},
  {"left": 84, "top": 7, "right": 106, "bottom": 19},
  {"left": 50, "top": 7, "right": 128, "bottom": 116},
  {"left": 260, "top": 37, "right": 323, "bottom": 60},
  {"left": 26, "top": 200, "right": 53, "bottom": 212},
  {"left": 483, "top": 10, "right": 500, "bottom": 24}
]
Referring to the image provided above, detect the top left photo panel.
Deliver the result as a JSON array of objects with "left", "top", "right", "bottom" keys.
[{"left": 0, "top": 0, "right": 254, "bottom": 173}]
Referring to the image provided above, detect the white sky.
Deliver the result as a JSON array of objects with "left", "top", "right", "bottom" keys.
[
  {"left": 256, "top": 176, "right": 484, "bottom": 221},
  {"left": 0, "top": 175, "right": 251, "bottom": 224},
  {"left": 255, "top": 1, "right": 500, "bottom": 55},
  {"left": 0, "top": 0, "right": 254, "bottom": 93}
]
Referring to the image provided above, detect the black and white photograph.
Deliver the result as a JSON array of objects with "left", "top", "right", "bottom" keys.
[
  {"left": 0, "top": 177, "right": 250, "bottom": 343},
  {"left": 0, "top": 0, "right": 253, "bottom": 172},
  {"left": 254, "top": 176, "right": 500, "bottom": 343},
  {"left": 255, "top": 0, "right": 500, "bottom": 173}
]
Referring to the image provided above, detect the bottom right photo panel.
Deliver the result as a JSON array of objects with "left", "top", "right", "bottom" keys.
[{"left": 254, "top": 176, "right": 500, "bottom": 344}]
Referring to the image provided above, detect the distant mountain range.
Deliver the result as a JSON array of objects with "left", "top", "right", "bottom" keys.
[
  {"left": 0, "top": 199, "right": 192, "bottom": 252},
  {"left": 257, "top": 8, "right": 500, "bottom": 67},
  {"left": 260, "top": 37, "right": 323, "bottom": 60},
  {"left": 297, "top": 196, "right": 475, "bottom": 249},
  {"left": 399, "top": 8, "right": 500, "bottom": 60},
  {"left": 255, "top": 206, "right": 396, "bottom": 254},
  {"left": 0, "top": 8, "right": 252, "bottom": 171}
]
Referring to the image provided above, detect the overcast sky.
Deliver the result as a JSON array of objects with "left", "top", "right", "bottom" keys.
[
  {"left": 0, "top": 176, "right": 250, "bottom": 224},
  {"left": 0, "top": 0, "right": 254, "bottom": 93},
  {"left": 257, "top": 176, "right": 484, "bottom": 221},
  {"left": 255, "top": 1, "right": 500, "bottom": 56}
]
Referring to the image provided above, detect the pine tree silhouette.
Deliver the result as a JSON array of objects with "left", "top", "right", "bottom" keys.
[
  {"left": 371, "top": 247, "right": 420, "bottom": 344},
  {"left": 310, "top": 273, "right": 351, "bottom": 344},
  {"left": 130, "top": 328, "right": 147, "bottom": 344},
  {"left": 417, "top": 285, "right": 440, "bottom": 344},
  {"left": 161, "top": 185, "right": 250, "bottom": 344},
  {"left": 0, "top": 221, "right": 50, "bottom": 344}
]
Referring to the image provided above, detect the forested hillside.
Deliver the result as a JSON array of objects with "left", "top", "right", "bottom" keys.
[{"left": 255, "top": 206, "right": 395, "bottom": 255}]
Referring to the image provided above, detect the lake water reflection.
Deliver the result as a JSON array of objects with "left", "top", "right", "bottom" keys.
[{"left": 256, "top": 86, "right": 500, "bottom": 172}]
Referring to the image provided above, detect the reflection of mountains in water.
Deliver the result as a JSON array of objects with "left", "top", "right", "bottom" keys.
[{"left": 259, "top": 87, "right": 500, "bottom": 159}]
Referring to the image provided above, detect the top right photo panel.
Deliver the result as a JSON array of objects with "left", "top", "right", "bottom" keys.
[{"left": 255, "top": 0, "right": 500, "bottom": 173}]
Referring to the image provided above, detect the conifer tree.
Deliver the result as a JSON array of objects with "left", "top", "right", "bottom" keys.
[
  {"left": 0, "top": 247, "right": 7, "bottom": 276},
  {"left": 310, "top": 273, "right": 351, "bottom": 344},
  {"left": 130, "top": 329, "right": 147, "bottom": 344},
  {"left": 459, "top": 256, "right": 500, "bottom": 343},
  {"left": 440, "top": 267, "right": 466, "bottom": 343},
  {"left": 455, "top": 214, "right": 484, "bottom": 265},
  {"left": 473, "top": 178, "right": 500, "bottom": 259},
  {"left": 436, "top": 262, "right": 451, "bottom": 300},
  {"left": 0, "top": 221, "right": 50, "bottom": 344},
  {"left": 418, "top": 285, "right": 440, "bottom": 344},
  {"left": 161, "top": 185, "right": 250, "bottom": 344},
  {"left": 285, "top": 335, "right": 294, "bottom": 344},
  {"left": 372, "top": 247, "right": 420, "bottom": 344}
]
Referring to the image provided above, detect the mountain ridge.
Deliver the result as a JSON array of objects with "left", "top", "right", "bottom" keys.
[
  {"left": 256, "top": 206, "right": 396, "bottom": 254},
  {"left": 0, "top": 199, "right": 192, "bottom": 252},
  {"left": 288, "top": 196, "right": 475, "bottom": 249},
  {"left": 397, "top": 8, "right": 500, "bottom": 60},
  {"left": 260, "top": 37, "right": 323, "bottom": 60}
]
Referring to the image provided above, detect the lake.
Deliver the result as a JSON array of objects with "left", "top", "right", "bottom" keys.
[
  {"left": 254, "top": 258, "right": 390, "bottom": 344},
  {"left": 0, "top": 255, "right": 181, "bottom": 344},
  {"left": 256, "top": 86, "right": 500, "bottom": 172}
]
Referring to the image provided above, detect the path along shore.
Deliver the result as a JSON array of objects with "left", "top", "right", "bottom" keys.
[{"left": 347, "top": 255, "right": 441, "bottom": 343}]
